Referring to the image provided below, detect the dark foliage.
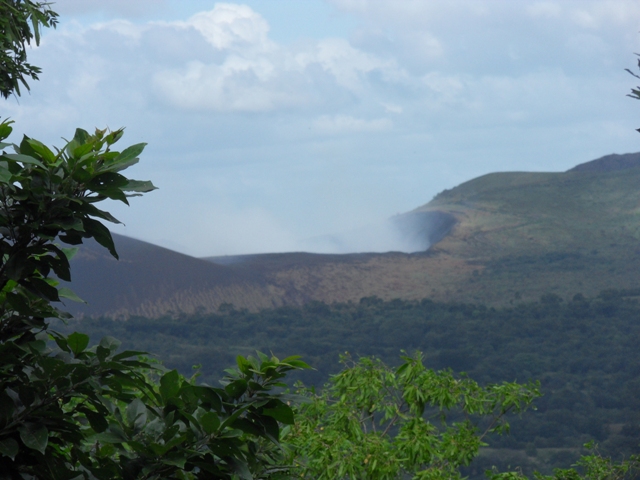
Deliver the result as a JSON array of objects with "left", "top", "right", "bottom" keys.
[{"left": 63, "top": 290, "right": 640, "bottom": 476}]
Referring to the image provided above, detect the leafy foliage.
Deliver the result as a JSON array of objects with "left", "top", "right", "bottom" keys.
[
  {"left": 0, "top": 121, "right": 311, "bottom": 478},
  {"left": 289, "top": 352, "right": 541, "bottom": 479},
  {"left": 0, "top": 120, "right": 155, "bottom": 338},
  {"left": 0, "top": 0, "right": 58, "bottom": 98},
  {"left": 65, "top": 293, "right": 640, "bottom": 476},
  {"left": 488, "top": 442, "right": 640, "bottom": 479}
]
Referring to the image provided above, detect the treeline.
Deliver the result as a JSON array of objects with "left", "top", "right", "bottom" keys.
[{"left": 60, "top": 290, "right": 640, "bottom": 475}]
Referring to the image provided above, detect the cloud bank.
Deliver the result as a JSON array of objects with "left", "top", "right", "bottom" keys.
[{"left": 5, "top": 0, "right": 640, "bottom": 256}]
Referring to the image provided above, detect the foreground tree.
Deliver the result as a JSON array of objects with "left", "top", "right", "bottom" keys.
[
  {"left": 487, "top": 443, "right": 640, "bottom": 480},
  {"left": 0, "top": 122, "right": 310, "bottom": 478},
  {"left": 289, "top": 352, "right": 541, "bottom": 479},
  {"left": 0, "top": 0, "right": 58, "bottom": 98},
  {"left": 0, "top": 1, "right": 312, "bottom": 476}
]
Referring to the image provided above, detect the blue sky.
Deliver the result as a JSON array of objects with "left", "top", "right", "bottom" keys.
[{"left": 4, "top": 0, "right": 640, "bottom": 256}]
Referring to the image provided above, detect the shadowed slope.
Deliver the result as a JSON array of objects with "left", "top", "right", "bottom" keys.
[{"left": 66, "top": 233, "right": 284, "bottom": 317}]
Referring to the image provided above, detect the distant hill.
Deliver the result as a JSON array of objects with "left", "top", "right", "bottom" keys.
[
  {"left": 66, "top": 234, "right": 285, "bottom": 317},
  {"left": 567, "top": 152, "right": 640, "bottom": 173},
  {"left": 67, "top": 152, "right": 640, "bottom": 317}
]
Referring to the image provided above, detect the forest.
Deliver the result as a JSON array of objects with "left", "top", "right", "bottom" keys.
[{"left": 59, "top": 290, "right": 640, "bottom": 476}]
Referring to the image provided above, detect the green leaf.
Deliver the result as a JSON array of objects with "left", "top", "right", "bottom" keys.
[
  {"left": 18, "top": 423, "right": 48, "bottom": 454},
  {"left": 76, "top": 202, "right": 122, "bottom": 224},
  {"left": 236, "top": 355, "right": 252, "bottom": 375},
  {"left": 61, "top": 247, "right": 79, "bottom": 261},
  {"left": 262, "top": 403, "right": 295, "bottom": 425},
  {"left": 0, "top": 164, "right": 12, "bottom": 183},
  {"left": 103, "top": 156, "right": 139, "bottom": 173},
  {"left": 112, "top": 350, "right": 150, "bottom": 362},
  {"left": 105, "top": 129, "right": 124, "bottom": 146},
  {"left": 162, "top": 455, "right": 187, "bottom": 469},
  {"left": 220, "top": 404, "right": 251, "bottom": 431},
  {"left": 112, "top": 143, "right": 146, "bottom": 167},
  {"left": 89, "top": 172, "right": 128, "bottom": 190},
  {"left": 125, "top": 398, "right": 147, "bottom": 429},
  {"left": 21, "top": 276, "right": 59, "bottom": 301},
  {"left": 58, "top": 287, "right": 85, "bottom": 303},
  {"left": 160, "top": 370, "right": 181, "bottom": 403},
  {"left": 25, "top": 138, "right": 56, "bottom": 163},
  {"left": 0, "top": 438, "right": 19, "bottom": 460},
  {"left": 3, "top": 153, "right": 45, "bottom": 167},
  {"left": 81, "top": 408, "right": 109, "bottom": 433},
  {"left": 200, "top": 412, "right": 221, "bottom": 435},
  {"left": 0, "top": 121, "right": 13, "bottom": 141},
  {"left": 99, "top": 336, "right": 121, "bottom": 353},
  {"left": 225, "top": 379, "right": 248, "bottom": 399},
  {"left": 82, "top": 217, "right": 118, "bottom": 259},
  {"left": 96, "top": 429, "right": 128, "bottom": 444},
  {"left": 123, "top": 179, "right": 157, "bottom": 193},
  {"left": 71, "top": 141, "right": 93, "bottom": 160},
  {"left": 228, "top": 457, "right": 253, "bottom": 480},
  {"left": 73, "top": 128, "right": 90, "bottom": 145},
  {"left": 67, "top": 332, "right": 89, "bottom": 355}
]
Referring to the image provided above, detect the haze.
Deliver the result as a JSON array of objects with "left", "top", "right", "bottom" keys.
[{"left": 5, "top": 0, "right": 640, "bottom": 256}]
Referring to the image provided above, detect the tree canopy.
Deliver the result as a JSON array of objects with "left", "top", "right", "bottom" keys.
[{"left": 0, "top": 0, "right": 58, "bottom": 98}]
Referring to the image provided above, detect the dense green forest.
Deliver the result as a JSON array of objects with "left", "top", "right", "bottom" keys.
[{"left": 60, "top": 290, "right": 640, "bottom": 476}]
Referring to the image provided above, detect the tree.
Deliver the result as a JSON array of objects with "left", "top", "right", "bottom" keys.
[
  {"left": 0, "top": 2, "right": 310, "bottom": 477},
  {"left": 0, "top": 0, "right": 58, "bottom": 98},
  {"left": 0, "top": 122, "right": 311, "bottom": 478},
  {"left": 289, "top": 352, "right": 541, "bottom": 479},
  {"left": 487, "top": 442, "right": 640, "bottom": 480},
  {"left": 626, "top": 54, "right": 640, "bottom": 132}
]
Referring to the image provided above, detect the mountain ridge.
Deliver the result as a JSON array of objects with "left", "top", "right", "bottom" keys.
[{"left": 67, "top": 152, "right": 640, "bottom": 317}]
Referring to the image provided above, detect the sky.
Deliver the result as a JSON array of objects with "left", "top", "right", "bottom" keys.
[{"left": 4, "top": 0, "right": 640, "bottom": 257}]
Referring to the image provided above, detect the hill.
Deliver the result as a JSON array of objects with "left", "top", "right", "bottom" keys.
[
  {"left": 66, "top": 234, "right": 285, "bottom": 317},
  {"left": 67, "top": 152, "right": 640, "bottom": 317}
]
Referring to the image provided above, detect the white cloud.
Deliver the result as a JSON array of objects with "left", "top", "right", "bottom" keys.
[
  {"left": 183, "top": 4, "right": 273, "bottom": 52},
  {"left": 565, "top": 34, "right": 609, "bottom": 56},
  {"left": 92, "top": 19, "right": 143, "bottom": 40},
  {"left": 526, "top": 2, "right": 562, "bottom": 19},
  {"left": 314, "top": 114, "right": 392, "bottom": 133},
  {"left": 51, "top": 0, "right": 168, "bottom": 17},
  {"left": 154, "top": 59, "right": 294, "bottom": 112},
  {"left": 571, "top": 9, "right": 598, "bottom": 29},
  {"left": 31, "top": 4, "right": 408, "bottom": 114},
  {"left": 381, "top": 103, "right": 403, "bottom": 114},
  {"left": 9, "top": 0, "right": 640, "bottom": 257},
  {"left": 422, "top": 72, "right": 464, "bottom": 97},
  {"left": 526, "top": 1, "right": 640, "bottom": 28},
  {"left": 294, "top": 38, "right": 398, "bottom": 91},
  {"left": 570, "top": 1, "right": 640, "bottom": 28}
]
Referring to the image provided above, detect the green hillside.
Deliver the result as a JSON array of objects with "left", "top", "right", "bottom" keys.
[
  {"left": 68, "top": 153, "right": 640, "bottom": 316},
  {"left": 410, "top": 162, "right": 640, "bottom": 304}
]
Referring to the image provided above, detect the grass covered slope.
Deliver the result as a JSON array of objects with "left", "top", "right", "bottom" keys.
[{"left": 412, "top": 158, "right": 640, "bottom": 304}]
